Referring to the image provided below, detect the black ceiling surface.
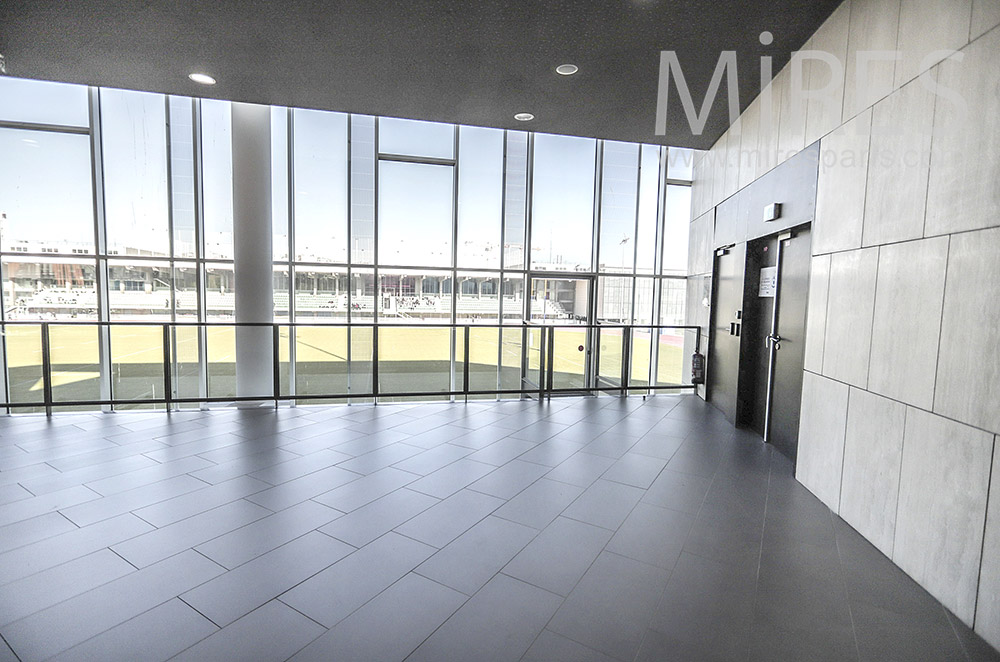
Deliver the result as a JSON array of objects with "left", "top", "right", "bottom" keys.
[{"left": 0, "top": 1, "right": 841, "bottom": 148}]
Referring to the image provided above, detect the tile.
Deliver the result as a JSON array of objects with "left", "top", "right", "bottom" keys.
[
  {"left": 601, "top": 452, "right": 668, "bottom": 489},
  {"left": 389, "top": 442, "right": 471, "bottom": 475},
  {"left": 406, "top": 458, "right": 497, "bottom": 498},
  {"left": 838, "top": 389, "right": 906, "bottom": 557},
  {"left": 3, "top": 549, "right": 224, "bottom": 662},
  {"left": 822, "top": 247, "right": 878, "bottom": 388},
  {"left": 180, "top": 530, "right": 353, "bottom": 627},
  {"left": 245, "top": 464, "right": 360, "bottom": 512},
  {"left": 406, "top": 573, "right": 563, "bottom": 662},
  {"left": 394, "top": 488, "right": 503, "bottom": 548},
  {"left": 863, "top": 78, "right": 935, "bottom": 246},
  {"left": 516, "top": 437, "right": 587, "bottom": 467},
  {"left": 196, "top": 499, "right": 342, "bottom": 569},
  {"left": 803, "top": 2, "right": 849, "bottom": 146},
  {"left": 736, "top": 97, "right": 761, "bottom": 192},
  {"left": 843, "top": 0, "right": 901, "bottom": 119},
  {"left": 0, "top": 513, "right": 152, "bottom": 585},
  {"left": 335, "top": 441, "right": 422, "bottom": 474},
  {"left": 313, "top": 466, "right": 416, "bottom": 512},
  {"left": 606, "top": 501, "right": 694, "bottom": 570},
  {"left": 548, "top": 551, "right": 670, "bottom": 661},
  {"left": 926, "top": 21, "right": 1000, "bottom": 236},
  {"left": 795, "top": 372, "right": 849, "bottom": 512},
  {"left": 894, "top": 408, "right": 993, "bottom": 624},
  {"left": 545, "top": 452, "right": 616, "bottom": 488},
  {"left": 60, "top": 475, "right": 206, "bottom": 527},
  {"left": 19, "top": 454, "right": 159, "bottom": 496},
  {"left": 188, "top": 448, "right": 298, "bottom": 484},
  {"left": 503, "top": 516, "right": 613, "bottom": 596},
  {"left": 641, "top": 468, "right": 713, "bottom": 514},
  {"left": 172, "top": 599, "right": 324, "bottom": 662},
  {"left": 493, "top": 478, "right": 584, "bottom": 530},
  {"left": 288, "top": 573, "right": 465, "bottom": 662},
  {"left": 0, "top": 549, "right": 134, "bottom": 627},
  {"left": 688, "top": 211, "right": 715, "bottom": 276},
  {"left": 812, "top": 110, "right": 872, "bottom": 255},
  {"left": 416, "top": 515, "right": 537, "bottom": 596},
  {"left": 280, "top": 531, "right": 435, "bottom": 627},
  {"left": 466, "top": 437, "right": 537, "bottom": 466},
  {"left": 626, "top": 433, "right": 683, "bottom": 461},
  {"left": 319, "top": 488, "right": 439, "bottom": 547},
  {"left": 83, "top": 456, "right": 211, "bottom": 495},
  {"left": 935, "top": 228, "right": 1000, "bottom": 434},
  {"left": 976, "top": 438, "right": 1000, "bottom": 650},
  {"left": 0, "top": 512, "right": 77, "bottom": 555},
  {"left": 0, "top": 485, "right": 98, "bottom": 528},
  {"left": 112, "top": 499, "right": 272, "bottom": 568},
  {"left": 803, "top": 254, "right": 831, "bottom": 375},
  {"left": 972, "top": 0, "right": 1000, "bottom": 38},
  {"left": 247, "top": 448, "right": 352, "bottom": 485},
  {"left": 131, "top": 475, "right": 270, "bottom": 527},
  {"left": 44, "top": 599, "right": 217, "bottom": 662},
  {"left": 522, "top": 629, "right": 619, "bottom": 662},
  {"left": 895, "top": 0, "right": 972, "bottom": 87},
  {"left": 467, "top": 459, "right": 548, "bottom": 499},
  {"left": 563, "top": 479, "right": 645, "bottom": 531},
  {"left": 776, "top": 63, "right": 807, "bottom": 163},
  {"left": 581, "top": 433, "right": 639, "bottom": 459}
]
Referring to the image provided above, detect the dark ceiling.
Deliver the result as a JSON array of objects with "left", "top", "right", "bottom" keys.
[{"left": 0, "top": 1, "right": 841, "bottom": 148}]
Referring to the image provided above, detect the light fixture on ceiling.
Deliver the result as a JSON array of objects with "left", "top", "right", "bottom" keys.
[
  {"left": 555, "top": 64, "right": 579, "bottom": 76},
  {"left": 514, "top": 112, "right": 535, "bottom": 122},
  {"left": 188, "top": 72, "right": 217, "bottom": 85}
]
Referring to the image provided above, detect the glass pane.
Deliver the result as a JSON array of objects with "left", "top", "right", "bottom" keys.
[
  {"left": 277, "top": 324, "right": 291, "bottom": 398},
  {"left": 501, "top": 275, "right": 525, "bottom": 324},
  {"left": 294, "top": 266, "right": 348, "bottom": 321},
  {"left": 529, "top": 278, "right": 589, "bottom": 324},
  {"left": 598, "top": 141, "right": 639, "bottom": 273},
  {"left": 0, "top": 76, "right": 90, "bottom": 127},
  {"left": 295, "top": 325, "right": 349, "bottom": 397},
  {"left": 49, "top": 324, "right": 101, "bottom": 403},
  {"left": 633, "top": 277, "right": 656, "bottom": 325},
  {"left": 101, "top": 89, "right": 169, "bottom": 257},
  {"left": 630, "top": 327, "right": 653, "bottom": 388},
  {"left": 656, "top": 327, "right": 685, "bottom": 386},
  {"left": 378, "top": 118, "right": 454, "bottom": 159},
  {"left": 111, "top": 325, "right": 165, "bottom": 408},
  {"left": 108, "top": 261, "right": 172, "bottom": 320},
  {"left": 350, "top": 268, "right": 375, "bottom": 320},
  {"left": 201, "top": 100, "right": 234, "bottom": 260},
  {"left": 273, "top": 266, "right": 290, "bottom": 322},
  {"left": 636, "top": 145, "right": 662, "bottom": 275},
  {"left": 171, "top": 326, "right": 201, "bottom": 406},
  {"left": 350, "top": 116, "right": 376, "bottom": 264},
  {"left": 169, "top": 97, "right": 197, "bottom": 258},
  {"left": 350, "top": 326, "right": 374, "bottom": 396},
  {"left": 525, "top": 326, "right": 543, "bottom": 387},
  {"left": 2, "top": 258, "right": 97, "bottom": 320},
  {"left": 466, "top": 327, "right": 499, "bottom": 393},
  {"left": 503, "top": 131, "right": 528, "bottom": 270},
  {"left": 457, "top": 126, "right": 503, "bottom": 268},
  {"left": 293, "top": 109, "right": 348, "bottom": 263},
  {"left": 174, "top": 262, "right": 198, "bottom": 319},
  {"left": 5, "top": 324, "right": 44, "bottom": 406},
  {"left": 456, "top": 272, "right": 499, "bottom": 323},
  {"left": 206, "top": 325, "right": 236, "bottom": 398},
  {"left": 205, "top": 264, "right": 235, "bottom": 321},
  {"left": 552, "top": 328, "right": 588, "bottom": 390},
  {"left": 377, "top": 269, "right": 452, "bottom": 322},
  {"left": 378, "top": 326, "right": 452, "bottom": 398},
  {"left": 271, "top": 107, "right": 289, "bottom": 262},
  {"left": 597, "top": 327, "right": 624, "bottom": 387},
  {"left": 531, "top": 133, "right": 596, "bottom": 271},
  {"left": 378, "top": 161, "right": 453, "bottom": 268},
  {"left": 499, "top": 327, "right": 522, "bottom": 392},
  {"left": 668, "top": 147, "right": 695, "bottom": 181},
  {"left": 0, "top": 129, "right": 95, "bottom": 253},
  {"left": 660, "top": 278, "right": 687, "bottom": 326},
  {"left": 597, "top": 276, "right": 632, "bottom": 323},
  {"left": 661, "top": 185, "right": 692, "bottom": 276}
]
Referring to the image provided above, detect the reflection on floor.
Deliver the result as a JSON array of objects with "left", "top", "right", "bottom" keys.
[{"left": 0, "top": 395, "right": 997, "bottom": 661}]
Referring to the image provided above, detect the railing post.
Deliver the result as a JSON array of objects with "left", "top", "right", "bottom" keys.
[
  {"left": 371, "top": 325, "right": 379, "bottom": 403},
  {"left": 162, "top": 324, "right": 172, "bottom": 411},
  {"left": 463, "top": 325, "right": 470, "bottom": 403},
  {"left": 621, "top": 325, "right": 631, "bottom": 397},
  {"left": 545, "top": 326, "right": 555, "bottom": 397},
  {"left": 40, "top": 323, "right": 52, "bottom": 416},
  {"left": 538, "top": 327, "right": 546, "bottom": 401},
  {"left": 272, "top": 324, "right": 280, "bottom": 409}
]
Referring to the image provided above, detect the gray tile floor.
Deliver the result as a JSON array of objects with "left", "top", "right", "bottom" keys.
[{"left": 0, "top": 394, "right": 998, "bottom": 662}]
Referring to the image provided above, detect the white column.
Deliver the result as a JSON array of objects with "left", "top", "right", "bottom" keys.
[{"left": 231, "top": 103, "right": 273, "bottom": 403}]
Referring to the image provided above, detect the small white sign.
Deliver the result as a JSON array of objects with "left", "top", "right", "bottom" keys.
[{"left": 759, "top": 266, "right": 777, "bottom": 297}]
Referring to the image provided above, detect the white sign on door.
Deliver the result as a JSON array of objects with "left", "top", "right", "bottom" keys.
[{"left": 759, "top": 266, "right": 777, "bottom": 298}]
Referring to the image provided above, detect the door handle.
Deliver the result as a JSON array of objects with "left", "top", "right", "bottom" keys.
[{"left": 765, "top": 334, "right": 781, "bottom": 350}]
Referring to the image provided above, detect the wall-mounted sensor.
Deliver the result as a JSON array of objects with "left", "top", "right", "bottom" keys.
[{"left": 763, "top": 202, "right": 782, "bottom": 222}]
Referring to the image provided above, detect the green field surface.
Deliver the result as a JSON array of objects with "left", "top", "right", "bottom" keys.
[{"left": 3, "top": 324, "right": 685, "bottom": 410}]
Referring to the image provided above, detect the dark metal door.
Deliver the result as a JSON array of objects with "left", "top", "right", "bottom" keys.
[{"left": 707, "top": 243, "right": 746, "bottom": 423}]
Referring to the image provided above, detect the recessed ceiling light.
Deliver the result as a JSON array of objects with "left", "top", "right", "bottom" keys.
[
  {"left": 555, "top": 64, "right": 579, "bottom": 76},
  {"left": 514, "top": 112, "right": 535, "bottom": 122},
  {"left": 188, "top": 73, "right": 217, "bottom": 85}
]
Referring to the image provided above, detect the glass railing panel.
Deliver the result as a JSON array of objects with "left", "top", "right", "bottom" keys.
[
  {"left": 499, "top": 327, "right": 522, "bottom": 397},
  {"left": 294, "top": 325, "right": 349, "bottom": 400},
  {"left": 597, "top": 327, "right": 623, "bottom": 389},
  {"left": 49, "top": 324, "right": 101, "bottom": 410},
  {"left": 655, "top": 326, "right": 686, "bottom": 386},
  {"left": 377, "top": 326, "right": 451, "bottom": 401},
  {"left": 171, "top": 325, "right": 202, "bottom": 408},
  {"left": 5, "top": 324, "right": 45, "bottom": 412},
  {"left": 206, "top": 325, "right": 236, "bottom": 399},
  {"left": 110, "top": 325, "right": 165, "bottom": 410},
  {"left": 551, "top": 327, "right": 588, "bottom": 391},
  {"left": 630, "top": 327, "right": 654, "bottom": 388}
]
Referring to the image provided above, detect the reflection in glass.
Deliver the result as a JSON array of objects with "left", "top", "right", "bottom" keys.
[
  {"left": 378, "top": 118, "right": 455, "bottom": 159},
  {"left": 101, "top": 89, "right": 169, "bottom": 257},
  {"left": 108, "top": 261, "right": 172, "bottom": 320},
  {"left": 0, "top": 129, "right": 95, "bottom": 253},
  {"left": 598, "top": 142, "right": 639, "bottom": 273},
  {"left": 457, "top": 127, "right": 503, "bottom": 268},
  {"left": 2, "top": 259, "right": 98, "bottom": 320},
  {"left": 378, "top": 161, "right": 454, "bottom": 268},
  {"left": 531, "top": 133, "right": 596, "bottom": 271},
  {"left": 293, "top": 110, "right": 348, "bottom": 263}
]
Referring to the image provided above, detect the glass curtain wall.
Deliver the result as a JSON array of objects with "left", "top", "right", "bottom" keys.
[{"left": 0, "top": 75, "right": 694, "bottom": 410}]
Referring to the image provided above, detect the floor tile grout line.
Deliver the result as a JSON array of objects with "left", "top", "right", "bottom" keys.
[
  {"left": 743, "top": 450, "right": 773, "bottom": 661},
  {"left": 830, "top": 508, "right": 863, "bottom": 662}
]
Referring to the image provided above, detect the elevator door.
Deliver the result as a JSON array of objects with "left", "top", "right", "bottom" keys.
[{"left": 707, "top": 243, "right": 746, "bottom": 424}]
